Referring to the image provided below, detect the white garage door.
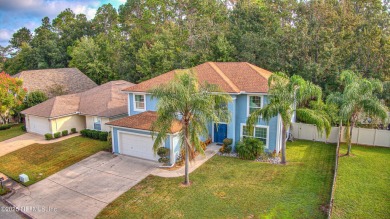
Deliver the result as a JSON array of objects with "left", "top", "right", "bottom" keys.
[
  {"left": 119, "top": 132, "right": 158, "bottom": 161},
  {"left": 28, "top": 116, "right": 51, "bottom": 135}
]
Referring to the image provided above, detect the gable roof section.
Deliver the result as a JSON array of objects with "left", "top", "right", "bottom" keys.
[
  {"left": 22, "top": 80, "right": 135, "bottom": 118},
  {"left": 106, "top": 111, "right": 182, "bottom": 133},
  {"left": 13, "top": 68, "right": 98, "bottom": 97},
  {"left": 123, "top": 62, "right": 272, "bottom": 93}
]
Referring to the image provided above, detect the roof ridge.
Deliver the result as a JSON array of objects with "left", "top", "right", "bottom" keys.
[
  {"left": 207, "top": 62, "right": 240, "bottom": 93},
  {"left": 245, "top": 62, "right": 271, "bottom": 79}
]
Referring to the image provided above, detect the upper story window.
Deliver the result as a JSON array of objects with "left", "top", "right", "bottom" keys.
[
  {"left": 134, "top": 94, "right": 145, "bottom": 111},
  {"left": 247, "top": 95, "right": 262, "bottom": 116}
]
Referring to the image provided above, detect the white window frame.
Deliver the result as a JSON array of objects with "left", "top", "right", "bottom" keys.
[
  {"left": 240, "top": 123, "right": 269, "bottom": 148},
  {"left": 247, "top": 95, "right": 263, "bottom": 117},
  {"left": 133, "top": 93, "right": 146, "bottom": 112},
  {"left": 93, "top": 116, "right": 102, "bottom": 131}
]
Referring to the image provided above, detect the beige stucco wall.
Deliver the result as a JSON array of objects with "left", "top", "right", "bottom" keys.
[
  {"left": 50, "top": 115, "right": 86, "bottom": 134},
  {"left": 86, "top": 115, "right": 126, "bottom": 132}
]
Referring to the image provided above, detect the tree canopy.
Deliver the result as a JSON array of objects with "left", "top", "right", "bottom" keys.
[{"left": 1, "top": 0, "right": 388, "bottom": 99}]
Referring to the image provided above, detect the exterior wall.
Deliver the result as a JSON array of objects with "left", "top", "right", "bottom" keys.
[
  {"left": 50, "top": 115, "right": 85, "bottom": 134},
  {"left": 234, "top": 94, "right": 278, "bottom": 152},
  {"left": 86, "top": 115, "right": 123, "bottom": 132},
  {"left": 111, "top": 127, "right": 175, "bottom": 162},
  {"left": 128, "top": 93, "right": 158, "bottom": 115}
]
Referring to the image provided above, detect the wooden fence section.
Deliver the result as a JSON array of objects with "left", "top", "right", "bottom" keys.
[{"left": 291, "top": 123, "right": 390, "bottom": 147}]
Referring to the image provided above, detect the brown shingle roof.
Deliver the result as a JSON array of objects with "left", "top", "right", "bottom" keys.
[
  {"left": 106, "top": 111, "right": 182, "bottom": 133},
  {"left": 123, "top": 62, "right": 272, "bottom": 93},
  {"left": 21, "top": 80, "right": 135, "bottom": 118},
  {"left": 13, "top": 68, "right": 97, "bottom": 98}
]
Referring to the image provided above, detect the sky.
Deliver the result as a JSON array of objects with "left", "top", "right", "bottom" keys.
[{"left": 0, "top": 0, "right": 126, "bottom": 46}]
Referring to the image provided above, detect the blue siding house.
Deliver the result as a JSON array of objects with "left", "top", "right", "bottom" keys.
[{"left": 107, "top": 62, "right": 282, "bottom": 164}]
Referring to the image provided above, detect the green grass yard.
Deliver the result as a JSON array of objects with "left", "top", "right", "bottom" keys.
[
  {"left": 0, "top": 136, "right": 110, "bottom": 186},
  {"left": 98, "top": 140, "right": 335, "bottom": 218},
  {"left": 0, "top": 124, "right": 25, "bottom": 142},
  {"left": 332, "top": 144, "right": 390, "bottom": 219}
]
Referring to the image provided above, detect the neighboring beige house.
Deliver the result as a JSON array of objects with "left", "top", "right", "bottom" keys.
[
  {"left": 21, "top": 80, "right": 134, "bottom": 135},
  {"left": 13, "top": 68, "right": 97, "bottom": 97}
]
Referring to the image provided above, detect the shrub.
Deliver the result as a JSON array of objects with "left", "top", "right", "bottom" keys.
[
  {"left": 54, "top": 132, "right": 61, "bottom": 138},
  {"left": 0, "top": 124, "right": 12, "bottom": 130},
  {"left": 107, "top": 131, "right": 112, "bottom": 146},
  {"left": 71, "top": 128, "right": 77, "bottom": 133},
  {"left": 80, "top": 129, "right": 109, "bottom": 141},
  {"left": 200, "top": 141, "right": 207, "bottom": 151},
  {"left": 99, "top": 132, "right": 108, "bottom": 141},
  {"left": 157, "top": 147, "right": 170, "bottom": 157},
  {"left": 223, "top": 138, "right": 233, "bottom": 146},
  {"left": 236, "top": 137, "right": 264, "bottom": 160},
  {"left": 45, "top": 133, "right": 53, "bottom": 140},
  {"left": 80, "top": 129, "right": 87, "bottom": 137},
  {"left": 158, "top": 157, "right": 170, "bottom": 164},
  {"left": 21, "top": 125, "right": 26, "bottom": 131},
  {"left": 62, "top": 130, "right": 68, "bottom": 136}
]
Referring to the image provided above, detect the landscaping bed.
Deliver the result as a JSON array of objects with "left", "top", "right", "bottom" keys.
[
  {"left": 332, "top": 144, "right": 390, "bottom": 219},
  {"left": 0, "top": 136, "right": 110, "bottom": 186},
  {"left": 98, "top": 140, "right": 335, "bottom": 218}
]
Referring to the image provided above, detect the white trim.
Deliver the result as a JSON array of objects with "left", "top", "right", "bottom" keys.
[
  {"left": 133, "top": 93, "right": 146, "bottom": 112},
  {"left": 240, "top": 123, "right": 269, "bottom": 149},
  {"left": 247, "top": 95, "right": 263, "bottom": 117},
  {"left": 170, "top": 135, "right": 174, "bottom": 164}
]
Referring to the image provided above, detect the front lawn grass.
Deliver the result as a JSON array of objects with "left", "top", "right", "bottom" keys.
[
  {"left": 0, "top": 136, "right": 110, "bottom": 186},
  {"left": 98, "top": 140, "right": 335, "bottom": 218},
  {"left": 332, "top": 144, "right": 390, "bottom": 219},
  {"left": 0, "top": 124, "right": 25, "bottom": 142}
]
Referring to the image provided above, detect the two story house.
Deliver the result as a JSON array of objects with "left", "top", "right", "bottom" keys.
[{"left": 106, "top": 62, "right": 283, "bottom": 164}]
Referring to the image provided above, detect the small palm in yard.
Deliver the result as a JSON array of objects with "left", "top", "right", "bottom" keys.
[
  {"left": 247, "top": 72, "right": 331, "bottom": 164},
  {"left": 327, "top": 70, "right": 387, "bottom": 156},
  {"left": 149, "top": 71, "right": 231, "bottom": 185}
]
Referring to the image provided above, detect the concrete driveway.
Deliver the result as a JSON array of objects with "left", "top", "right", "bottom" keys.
[
  {"left": 6, "top": 152, "right": 159, "bottom": 219},
  {"left": 0, "top": 133, "right": 79, "bottom": 157}
]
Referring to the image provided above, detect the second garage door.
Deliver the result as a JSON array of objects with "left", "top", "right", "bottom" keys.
[{"left": 119, "top": 132, "right": 158, "bottom": 161}]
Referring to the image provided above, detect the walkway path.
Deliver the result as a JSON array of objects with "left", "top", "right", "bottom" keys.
[
  {"left": 0, "top": 133, "right": 80, "bottom": 157},
  {"left": 152, "top": 144, "right": 220, "bottom": 177}
]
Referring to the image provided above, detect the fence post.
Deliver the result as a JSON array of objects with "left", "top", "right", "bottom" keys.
[{"left": 373, "top": 129, "right": 376, "bottom": 146}]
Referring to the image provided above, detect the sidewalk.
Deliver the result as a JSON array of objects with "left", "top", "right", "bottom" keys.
[{"left": 152, "top": 144, "right": 220, "bottom": 177}]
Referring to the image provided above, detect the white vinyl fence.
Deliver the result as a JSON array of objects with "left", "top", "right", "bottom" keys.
[{"left": 291, "top": 123, "right": 390, "bottom": 147}]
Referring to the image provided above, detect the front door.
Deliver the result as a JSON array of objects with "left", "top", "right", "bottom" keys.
[{"left": 214, "top": 123, "right": 227, "bottom": 143}]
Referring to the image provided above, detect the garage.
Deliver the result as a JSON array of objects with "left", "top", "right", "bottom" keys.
[
  {"left": 26, "top": 115, "right": 51, "bottom": 135},
  {"left": 118, "top": 132, "right": 158, "bottom": 161}
]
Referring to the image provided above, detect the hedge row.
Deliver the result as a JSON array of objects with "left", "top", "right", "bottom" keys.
[
  {"left": 80, "top": 129, "right": 108, "bottom": 141},
  {"left": 44, "top": 128, "right": 77, "bottom": 140},
  {"left": 0, "top": 124, "right": 12, "bottom": 130}
]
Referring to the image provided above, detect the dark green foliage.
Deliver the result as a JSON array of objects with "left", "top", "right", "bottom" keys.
[
  {"left": 23, "top": 91, "right": 48, "bottom": 108},
  {"left": 45, "top": 133, "right": 53, "bottom": 140},
  {"left": 21, "top": 125, "right": 26, "bottom": 131},
  {"left": 62, "top": 130, "right": 68, "bottom": 136},
  {"left": 80, "top": 129, "right": 108, "bottom": 141},
  {"left": 236, "top": 137, "right": 264, "bottom": 160},
  {"left": 157, "top": 147, "right": 169, "bottom": 158},
  {"left": 54, "top": 132, "right": 61, "bottom": 138},
  {"left": 0, "top": 124, "right": 12, "bottom": 130},
  {"left": 222, "top": 138, "right": 232, "bottom": 146},
  {"left": 219, "top": 138, "right": 233, "bottom": 154},
  {"left": 71, "top": 128, "right": 77, "bottom": 133}
]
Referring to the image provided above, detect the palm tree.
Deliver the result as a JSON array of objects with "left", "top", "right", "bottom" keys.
[
  {"left": 247, "top": 72, "right": 331, "bottom": 164},
  {"left": 327, "top": 70, "right": 387, "bottom": 156},
  {"left": 149, "top": 71, "right": 231, "bottom": 185}
]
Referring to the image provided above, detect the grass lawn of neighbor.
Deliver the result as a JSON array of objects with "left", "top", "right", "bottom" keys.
[
  {"left": 98, "top": 140, "right": 335, "bottom": 219},
  {"left": 0, "top": 136, "right": 110, "bottom": 186},
  {"left": 0, "top": 124, "right": 25, "bottom": 142},
  {"left": 332, "top": 144, "right": 390, "bottom": 219}
]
